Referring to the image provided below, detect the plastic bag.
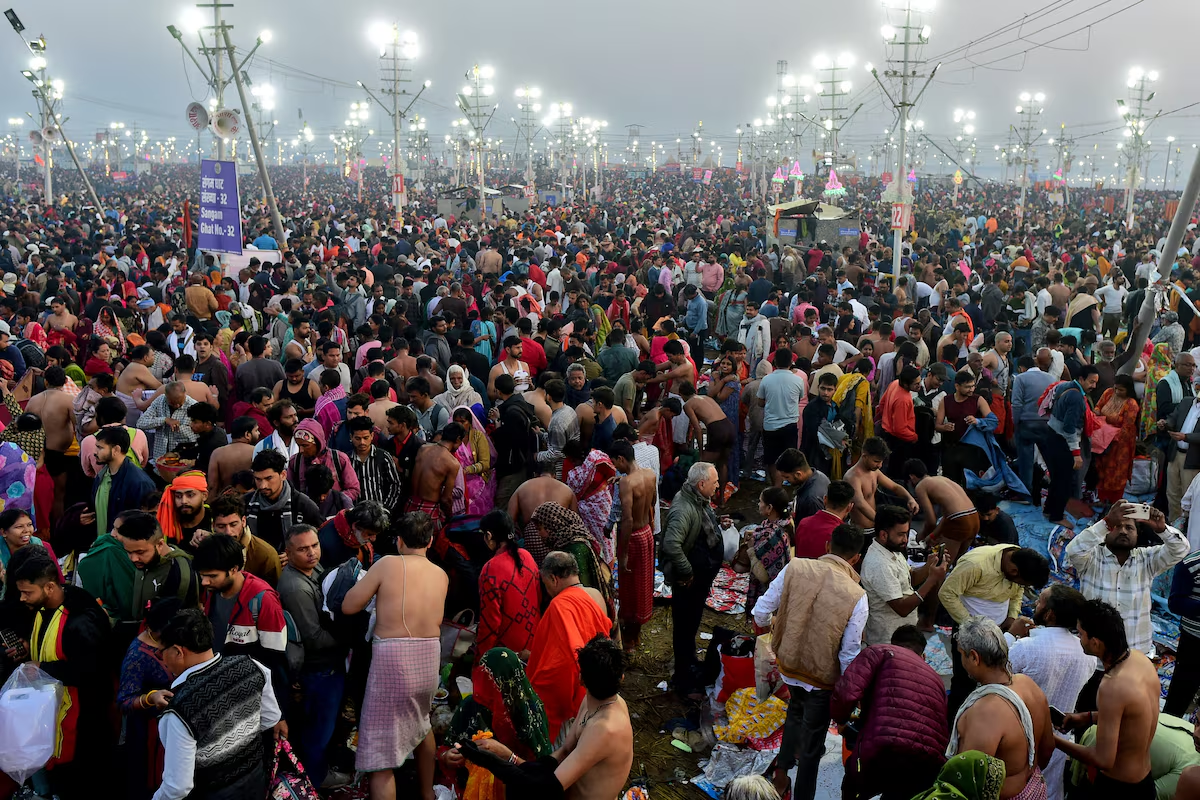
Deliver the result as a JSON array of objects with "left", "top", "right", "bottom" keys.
[
  {"left": 0, "top": 662, "right": 64, "bottom": 785},
  {"left": 753, "top": 634, "right": 782, "bottom": 702}
]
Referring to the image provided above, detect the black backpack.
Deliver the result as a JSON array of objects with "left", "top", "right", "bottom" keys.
[{"left": 15, "top": 339, "right": 46, "bottom": 371}]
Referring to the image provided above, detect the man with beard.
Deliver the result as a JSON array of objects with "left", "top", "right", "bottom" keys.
[
  {"left": 116, "top": 510, "right": 200, "bottom": 615},
  {"left": 14, "top": 551, "right": 113, "bottom": 799},
  {"left": 254, "top": 399, "right": 300, "bottom": 461},
  {"left": 92, "top": 426, "right": 156, "bottom": 538},
  {"left": 243, "top": 449, "right": 322, "bottom": 552},
  {"left": 1006, "top": 585, "right": 1094, "bottom": 800},
  {"left": 860, "top": 505, "right": 948, "bottom": 645},
  {"left": 489, "top": 336, "right": 534, "bottom": 399},
  {"left": 156, "top": 472, "right": 213, "bottom": 555}
]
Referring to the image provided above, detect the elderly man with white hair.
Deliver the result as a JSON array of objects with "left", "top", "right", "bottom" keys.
[{"left": 660, "top": 461, "right": 723, "bottom": 697}]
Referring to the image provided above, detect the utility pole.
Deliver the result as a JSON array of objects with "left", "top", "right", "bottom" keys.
[
  {"left": 814, "top": 52, "right": 860, "bottom": 178},
  {"left": 1013, "top": 91, "right": 1046, "bottom": 229},
  {"left": 513, "top": 85, "right": 543, "bottom": 186},
  {"left": 362, "top": 24, "right": 430, "bottom": 230},
  {"left": 1164, "top": 136, "right": 1176, "bottom": 190},
  {"left": 167, "top": 4, "right": 282, "bottom": 244},
  {"left": 870, "top": 0, "right": 936, "bottom": 285},
  {"left": 455, "top": 64, "right": 497, "bottom": 219},
  {"left": 6, "top": 11, "right": 103, "bottom": 212},
  {"left": 1117, "top": 66, "right": 1158, "bottom": 229},
  {"left": 1053, "top": 124, "right": 1075, "bottom": 209}
]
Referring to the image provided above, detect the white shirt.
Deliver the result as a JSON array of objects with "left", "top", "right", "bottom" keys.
[
  {"left": 632, "top": 441, "right": 662, "bottom": 536},
  {"left": 153, "top": 655, "right": 281, "bottom": 800},
  {"left": 1036, "top": 288, "right": 1054, "bottom": 317},
  {"left": 1180, "top": 401, "right": 1200, "bottom": 452},
  {"left": 832, "top": 340, "right": 860, "bottom": 364},
  {"left": 751, "top": 562, "right": 869, "bottom": 691},
  {"left": 1095, "top": 284, "right": 1127, "bottom": 315},
  {"left": 849, "top": 298, "right": 868, "bottom": 326}
]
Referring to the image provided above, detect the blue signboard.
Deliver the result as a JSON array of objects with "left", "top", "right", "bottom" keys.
[
  {"left": 198, "top": 159, "right": 242, "bottom": 255},
  {"left": 839, "top": 227, "right": 861, "bottom": 237}
]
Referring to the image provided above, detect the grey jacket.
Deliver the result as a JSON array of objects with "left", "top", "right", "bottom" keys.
[
  {"left": 660, "top": 484, "right": 720, "bottom": 585},
  {"left": 277, "top": 564, "right": 344, "bottom": 671}
]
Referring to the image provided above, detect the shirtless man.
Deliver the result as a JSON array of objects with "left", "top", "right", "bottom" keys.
[
  {"left": 415, "top": 355, "right": 444, "bottom": 396},
  {"left": 366, "top": 381, "right": 399, "bottom": 431},
  {"left": 208, "top": 416, "right": 260, "bottom": 496},
  {"left": 844, "top": 436, "right": 920, "bottom": 532},
  {"left": 454, "top": 636, "right": 634, "bottom": 800},
  {"left": 611, "top": 440, "right": 657, "bottom": 650},
  {"left": 1056, "top": 599, "right": 1161, "bottom": 800},
  {"left": 678, "top": 381, "right": 736, "bottom": 503},
  {"left": 952, "top": 616, "right": 1055, "bottom": 800},
  {"left": 523, "top": 374, "right": 554, "bottom": 429},
  {"left": 136, "top": 355, "right": 218, "bottom": 410},
  {"left": 507, "top": 475, "right": 579, "bottom": 564},
  {"left": 24, "top": 365, "right": 76, "bottom": 520},
  {"left": 115, "top": 345, "right": 162, "bottom": 424},
  {"left": 905, "top": 458, "right": 980, "bottom": 564},
  {"left": 385, "top": 338, "right": 417, "bottom": 382},
  {"left": 647, "top": 340, "right": 695, "bottom": 395},
  {"left": 343, "top": 512, "right": 448, "bottom": 800},
  {"left": 44, "top": 296, "right": 77, "bottom": 333},
  {"left": 405, "top": 422, "right": 465, "bottom": 539},
  {"left": 489, "top": 336, "right": 533, "bottom": 400}
]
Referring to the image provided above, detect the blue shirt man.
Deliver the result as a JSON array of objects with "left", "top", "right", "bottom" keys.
[{"left": 683, "top": 287, "right": 708, "bottom": 335}]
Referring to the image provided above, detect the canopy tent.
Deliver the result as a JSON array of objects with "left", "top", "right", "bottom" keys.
[{"left": 767, "top": 199, "right": 853, "bottom": 237}]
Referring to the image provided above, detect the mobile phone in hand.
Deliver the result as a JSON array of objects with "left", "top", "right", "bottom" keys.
[{"left": 1048, "top": 706, "right": 1066, "bottom": 729}]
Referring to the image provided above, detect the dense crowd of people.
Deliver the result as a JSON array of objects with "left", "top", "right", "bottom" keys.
[{"left": 0, "top": 155, "right": 1198, "bottom": 800}]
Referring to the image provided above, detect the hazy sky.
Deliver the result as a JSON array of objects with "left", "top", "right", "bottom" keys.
[{"left": 2, "top": 0, "right": 1198, "bottom": 183}]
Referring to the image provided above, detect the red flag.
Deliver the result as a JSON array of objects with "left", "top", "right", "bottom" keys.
[
  {"left": 1165, "top": 200, "right": 1180, "bottom": 221},
  {"left": 1103, "top": 196, "right": 1115, "bottom": 214},
  {"left": 182, "top": 200, "right": 193, "bottom": 249}
]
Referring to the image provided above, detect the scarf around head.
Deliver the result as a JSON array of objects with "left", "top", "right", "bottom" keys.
[
  {"left": 332, "top": 508, "right": 372, "bottom": 565},
  {"left": 156, "top": 471, "right": 208, "bottom": 544}
]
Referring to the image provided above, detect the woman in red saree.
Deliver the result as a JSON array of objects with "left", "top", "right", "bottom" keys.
[{"left": 1094, "top": 374, "right": 1140, "bottom": 503}]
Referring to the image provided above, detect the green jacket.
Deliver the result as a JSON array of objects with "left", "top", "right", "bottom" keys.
[
  {"left": 75, "top": 534, "right": 136, "bottom": 623},
  {"left": 660, "top": 484, "right": 719, "bottom": 586},
  {"left": 131, "top": 545, "right": 199, "bottom": 620}
]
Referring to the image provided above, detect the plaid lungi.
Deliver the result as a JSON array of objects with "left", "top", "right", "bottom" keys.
[
  {"left": 618, "top": 525, "right": 655, "bottom": 624},
  {"left": 356, "top": 636, "right": 441, "bottom": 772}
]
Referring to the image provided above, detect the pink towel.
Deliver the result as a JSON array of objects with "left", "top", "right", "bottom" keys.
[{"left": 355, "top": 636, "right": 441, "bottom": 772}]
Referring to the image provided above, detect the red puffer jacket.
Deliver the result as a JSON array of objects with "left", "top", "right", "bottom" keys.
[{"left": 830, "top": 643, "right": 950, "bottom": 767}]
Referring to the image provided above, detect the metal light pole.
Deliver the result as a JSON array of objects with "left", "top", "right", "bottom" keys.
[
  {"left": 1164, "top": 136, "right": 1175, "bottom": 189},
  {"left": 1117, "top": 66, "right": 1158, "bottom": 228},
  {"left": 1013, "top": 92, "right": 1046, "bottom": 229},
  {"left": 6, "top": 11, "right": 102, "bottom": 211},
  {"left": 813, "top": 52, "right": 858, "bottom": 177},
  {"left": 362, "top": 24, "right": 429, "bottom": 229},
  {"left": 871, "top": 0, "right": 936, "bottom": 285},
  {"left": 513, "top": 85, "right": 543, "bottom": 187},
  {"left": 167, "top": 5, "right": 282, "bottom": 243},
  {"left": 456, "top": 64, "right": 497, "bottom": 218}
]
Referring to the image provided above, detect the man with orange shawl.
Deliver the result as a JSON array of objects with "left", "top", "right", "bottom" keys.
[
  {"left": 155, "top": 471, "right": 211, "bottom": 552},
  {"left": 525, "top": 551, "right": 612, "bottom": 742}
]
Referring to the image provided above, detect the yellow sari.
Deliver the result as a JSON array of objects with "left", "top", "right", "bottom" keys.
[{"left": 831, "top": 372, "right": 874, "bottom": 479}]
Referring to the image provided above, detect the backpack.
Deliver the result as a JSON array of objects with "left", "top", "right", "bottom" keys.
[
  {"left": 0, "top": 247, "right": 13, "bottom": 274},
  {"left": 321, "top": 557, "right": 371, "bottom": 648},
  {"left": 248, "top": 589, "right": 305, "bottom": 675},
  {"left": 15, "top": 338, "right": 45, "bottom": 371}
]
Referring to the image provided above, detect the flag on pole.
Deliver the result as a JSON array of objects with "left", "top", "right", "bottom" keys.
[{"left": 297, "top": 108, "right": 303, "bottom": 120}]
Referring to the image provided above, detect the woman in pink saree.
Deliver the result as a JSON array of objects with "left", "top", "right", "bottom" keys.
[{"left": 451, "top": 406, "right": 496, "bottom": 519}]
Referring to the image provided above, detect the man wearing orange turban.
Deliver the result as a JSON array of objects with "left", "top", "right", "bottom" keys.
[{"left": 156, "top": 471, "right": 211, "bottom": 551}]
